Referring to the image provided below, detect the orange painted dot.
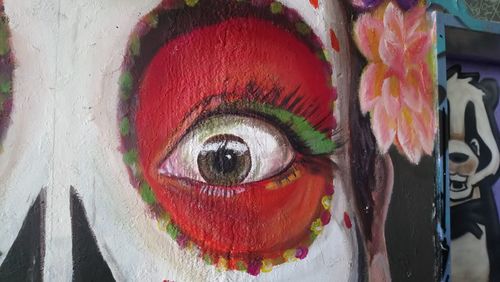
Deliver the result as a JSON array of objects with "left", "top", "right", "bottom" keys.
[
  {"left": 309, "top": 0, "right": 319, "bottom": 9},
  {"left": 330, "top": 29, "right": 340, "bottom": 52},
  {"left": 344, "top": 212, "right": 352, "bottom": 229}
]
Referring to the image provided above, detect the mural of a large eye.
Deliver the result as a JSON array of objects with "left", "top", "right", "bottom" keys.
[
  {"left": 119, "top": 0, "right": 337, "bottom": 275},
  {"left": 160, "top": 115, "right": 295, "bottom": 186}
]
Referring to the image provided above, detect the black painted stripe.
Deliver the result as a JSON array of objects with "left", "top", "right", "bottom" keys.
[
  {"left": 0, "top": 189, "right": 46, "bottom": 282},
  {"left": 70, "top": 187, "right": 115, "bottom": 282}
]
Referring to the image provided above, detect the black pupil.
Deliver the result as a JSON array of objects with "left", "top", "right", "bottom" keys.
[
  {"left": 213, "top": 148, "right": 237, "bottom": 174},
  {"left": 214, "top": 149, "right": 237, "bottom": 174},
  {"left": 197, "top": 134, "right": 252, "bottom": 186}
]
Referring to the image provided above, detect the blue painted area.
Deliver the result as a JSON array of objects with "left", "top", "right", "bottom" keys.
[
  {"left": 430, "top": 0, "right": 500, "bottom": 32},
  {"left": 434, "top": 11, "right": 451, "bottom": 282},
  {"left": 429, "top": 0, "right": 482, "bottom": 30}
]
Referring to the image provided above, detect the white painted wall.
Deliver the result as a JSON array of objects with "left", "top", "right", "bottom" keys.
[{"left": 0, "top": 0, "right": 359, "bottom": 281}]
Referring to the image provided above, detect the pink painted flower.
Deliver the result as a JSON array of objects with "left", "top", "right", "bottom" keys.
[{"left": 354, "top": 3, "right": 435, "bottom": 164}]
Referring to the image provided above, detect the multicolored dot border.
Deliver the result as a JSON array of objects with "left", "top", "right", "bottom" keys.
[
  {"left": 118, "top": 0, "right": 337, "bottom": 275},
  {"left": 0, "top": 2, "right": 14, "bottom": 154}
]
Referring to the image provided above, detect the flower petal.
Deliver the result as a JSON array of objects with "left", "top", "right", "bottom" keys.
[
  {"left": 417, "top": 61, "right": 433, "bottom": 98},
  {"left": 383, "top": 3, "right": 404, "bottom": 46},
  {"left": 404, "top": 6, "right": 425, "bottom": 36},
  {"left": 359, "top": 63, "right": 386, "bottom": 113},
  {"left": 380, "top": 4, "right": 405, "bottom": 77},
  {"left": 372, "top": 103, "right": 397, "bottom": 153},
  {"left": 381, "top": 76, "right": 402, "bottom": 119},
  {"left": 396, "top": 106, "right": 422, "bottom": 164},
  {"left": 406, "top": 31, "right": 431, "bottom": 63},
  {"left": 354, "top": 13, "right": 384, "bottom": 61},
  {"left": 412, "top": 104, "right": 435, "bottom": 155},
  {"left": 401, "top": 68, "right": 423, "bottom": 111},
  {"left": 379, "top": 40, "right": 405, "bottom": 78}
]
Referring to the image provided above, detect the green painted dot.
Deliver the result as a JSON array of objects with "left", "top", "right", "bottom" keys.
[
  {"left": 310, "top": 232, "right": 318, "bottom": 241},
  {"left": 129, "top": 35, "right": 140, "bottom": 56},
  {"left": 315, "top": 50, "right": 327, "bottom": 62},
  {"left": 323, "top": 49, "right": 331, "bottom": 61},
  {"left": 185, "top": 0, "right": 199, "bottom": 7},
  {"left": 295, "top": 22, "right": 311, "bottom": 35},
  {"left": 236, "top": 261, "right": 247, "bottom": 271},
  {"left": 119, "top": 71, "right": 133, "bottom": 99},
  {"left": 146, "top": 13, "right": 159, "bottom": 28},
  {"left": 140, "top": 182, "right": 156, "bottom": 205},
  {"left": 203, "top": 254, "right": 213, "bottom": 264},
  {"left": 270, "top": 2, "right": 283, "bottom": 14},
  {"left": 0, "top": 78, "right": 11, "bottom": 95},
  {"left": 166, "top": 223, "right": 180, "bottom": 240},
  {"left": 123, "top": 149, "right": 138, "bottom": 166},
  {"left": 0, "top": 22, "right": 10, "bottom": 56},
  {"left": 119, "top": 117, "right": 130, "bottom": 136}
]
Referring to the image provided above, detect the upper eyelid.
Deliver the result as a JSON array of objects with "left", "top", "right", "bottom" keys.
[{"left": 172, "top": 98, "right": 338, "bottom": 157}]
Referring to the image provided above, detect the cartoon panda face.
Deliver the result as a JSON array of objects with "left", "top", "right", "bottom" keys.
[{"left": 447, "top": 65, "right": 500, "bottom": 201}]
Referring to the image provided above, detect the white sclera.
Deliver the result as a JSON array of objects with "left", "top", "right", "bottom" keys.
[{"left": 159, "top": 114, "right": 295, "bottom": 184}]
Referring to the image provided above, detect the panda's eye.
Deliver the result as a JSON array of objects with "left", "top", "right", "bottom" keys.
[{"left": 470, "top": 138, "right": 480, "bottom": 156}]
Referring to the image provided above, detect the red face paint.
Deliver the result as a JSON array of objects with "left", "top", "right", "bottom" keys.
[
  {"left": 134, "top": 17, "right": 335, "bottom": 266},
  {"left": 330, "top": 28, "right": 340, "bottom": 52},
  {"left": 344, "top": 212, "right": 353, "bottom": 229}
]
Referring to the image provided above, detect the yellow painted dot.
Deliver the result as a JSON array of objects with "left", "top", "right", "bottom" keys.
[
  {"left": 265, "top": 182, "right": 279, "bottom": 190},
  {"left": 185, "top": 0, "right": 199, "bottom": 7},
  {"left": 322, "top": 196, "right": 332, "bottom": 210},
  {"left": 310, "top": 218, "right": 323, "bottom": 235},
  {"left": 270, "top": 2, "right": 283, "bottom": 14},
  {"left": 217, "top": 257, "right": 228, "bottom": 271},
  {"left": 323, "top": 48, "right": 331, "bottom": 61},
  {"left": 283, "top": 249, "right": 298, "bottom": 261},
  {"left": 261, "top": 259, "right": 273, "bottom": 272},
  {"left": 158, "top": 214, "right": 171, "bottom": 231}
]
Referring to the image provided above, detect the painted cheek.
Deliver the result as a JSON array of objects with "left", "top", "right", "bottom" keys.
[{"left": 148, "top": 158, "right": 334, "bottom": 258}]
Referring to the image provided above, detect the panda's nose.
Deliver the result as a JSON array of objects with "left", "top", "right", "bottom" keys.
[{"left": 449, "top": 152, "right": 469, "bottom": 163}]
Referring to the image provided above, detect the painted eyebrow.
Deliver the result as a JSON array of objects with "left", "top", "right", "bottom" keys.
[{"left": 154, "top": 79, "right": 339, "bottom": 165}]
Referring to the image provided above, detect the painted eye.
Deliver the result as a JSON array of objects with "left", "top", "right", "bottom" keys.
[
  {"left": 125, "top": 1, "right": 338, "bottom": 271},
  {"left": 159, "top": 115, "right": 295, "bottom": 185},
  {"left": 196, "top": 134, "right": 252, "bottom": 186},
  {"left": 470, "top": 138, "right": 480, "bottom": 156}
]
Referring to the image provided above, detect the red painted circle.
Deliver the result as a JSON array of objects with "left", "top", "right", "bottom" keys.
[{"left": 135, "top": 18, "right": 335, "bottom": 259}]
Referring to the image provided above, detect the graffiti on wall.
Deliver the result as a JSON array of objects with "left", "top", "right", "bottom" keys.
[
  {"left": 0, "top": 0, "right": 441, "bottom": 281},
  {"left": 120, "top": 0, "right": 345, "bottom": 275},
  {"left": 448, "top": 64, "right": 500, "bottom": 281}
]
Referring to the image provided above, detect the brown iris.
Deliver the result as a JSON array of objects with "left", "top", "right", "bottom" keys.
[{"left": 197, "top": 134, "right": 252, "bottom": 186}]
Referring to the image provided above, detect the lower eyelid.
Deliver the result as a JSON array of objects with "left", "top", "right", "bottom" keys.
[
  {"left": 262, "top": 164, "right": 304, "bottom": 190},
  {"left": 162, "top": 163, "right": 303, "bottom": 192}
]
